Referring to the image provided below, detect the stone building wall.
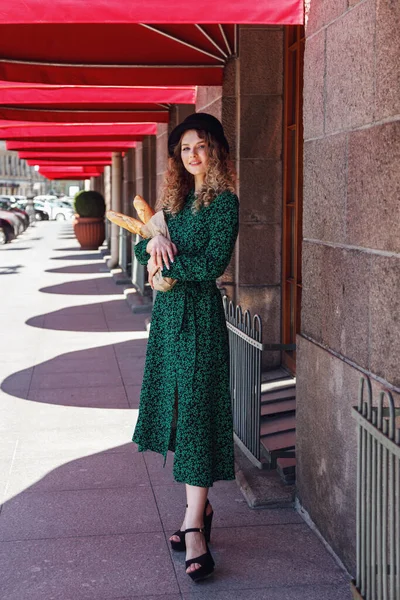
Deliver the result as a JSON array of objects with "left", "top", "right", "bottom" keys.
[
  {"left": 297, "top": 0, "right": 400, "bottom": 572},
  {"left": 194, "top": 27, "right": 285, "bottom": 367}
]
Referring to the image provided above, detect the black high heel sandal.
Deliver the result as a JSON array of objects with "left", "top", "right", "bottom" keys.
[
  {"left": 170, "top": 499, "right": 213, "bottom": 552},
  {"left": 185, "top": 527, "right": 215, "bottom": 582}
]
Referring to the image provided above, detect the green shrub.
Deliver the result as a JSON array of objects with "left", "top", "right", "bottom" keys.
[{"left": 74, "top": 190, "right": 106, "bottom": 218}]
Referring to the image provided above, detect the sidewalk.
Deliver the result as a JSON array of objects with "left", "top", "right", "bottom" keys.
[{"left": 0, "top": 221, "right": 352, "bottom": 600}]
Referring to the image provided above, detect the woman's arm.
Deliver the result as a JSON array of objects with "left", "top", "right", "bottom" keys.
[
  {"left": 161, "top": 191, "right": 239, "bottom": 282},
  {"left": 133, "top": 238, "right": 151, "bottom": 266}
]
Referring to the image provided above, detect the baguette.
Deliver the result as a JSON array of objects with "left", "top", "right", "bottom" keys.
[
  {"left": 106, "top": 210, "right": 150, "bottom": 238},
  {"left": 133, "top": 195, "right": 155, "bottom": 224}
]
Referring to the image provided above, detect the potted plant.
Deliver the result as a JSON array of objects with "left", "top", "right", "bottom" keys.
[{"left": 73, "top": 190, "right": 106, "bottom": 250}]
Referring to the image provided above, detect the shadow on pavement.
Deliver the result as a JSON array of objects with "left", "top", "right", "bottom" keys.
[
  {"left": 0, "top": 247, "right": 32, "bottom": 251},
  {"left": 0, "top": 265, "right": 24, "bottom": 275},
  {"left": 0, "top": 442, "right": 185, "bottom": 600},
  {"left": 39, "top": 278, "right": 123, "bottom": 295},
  {"left": 46, "top": 264, "right": 109, "bottom": 275},
  {"left": 26, "top": 299, "right": 143, "bottom": 332},
  {"left": 1, "top": 338, "right": 147, "bottom": 409},
  {"left": 50, "top": 253, "right": 103, "bottom": 261},
  {"left": 52, "top": 247, "right": 86, "bottom": 252}
]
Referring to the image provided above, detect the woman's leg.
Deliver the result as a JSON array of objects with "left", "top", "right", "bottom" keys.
[{"left": 185, "top": 484, "right": 209, "bottom": 574}]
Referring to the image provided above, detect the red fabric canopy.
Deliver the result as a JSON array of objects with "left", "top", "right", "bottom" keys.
[
  {"left": 0, "top": 2, "right": 303, "bottom": 85},
  {"left": 19, "top": 152, "right": 113, "bottom": 160},
  {"left": 0, "top": 123, "right": 157, "bottom": 141},
  {"left": 0, "top": 83, "right": 196, "bottom": 105},
  {"left": 28, "top": 159, "right": 111, "bottom": 166},
  {"left": 0, "top": 108, "right": 169, "bottom": 123},
  {"left": 0, "top": 1, "right": 303, "bottom": 25},
  {"left": 7, "top": 141, "right": 138, "bottom": 151}
]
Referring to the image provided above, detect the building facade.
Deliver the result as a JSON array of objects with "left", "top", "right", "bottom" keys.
[
  {"left": 104, "top": 0, "right": 398, "bottom": 574},
  {"left": 0, "top": 141, "right": 46, "bottom": 197}
]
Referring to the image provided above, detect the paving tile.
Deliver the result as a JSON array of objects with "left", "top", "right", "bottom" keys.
[
  {"left": 26, "top": 385, "right": 129, "bottom": 409},
  {"left": 0, "top": 369, "right": 32, "bottom": 394},
  {"left": 31, "top": 356, "right": 119, "bottom": 375},
  {"left": 182, "top": 583, "right": 352, "bottom": 599},
  {"left": 125, "top": 385, "right": 141, "bottom": 408},
  {"left": 153, "top": 482, "right": 302, "bottom": 533},
  {"left": 0, "top": 484, "right": 161, "bottom": 541},
  {"left": 143, "top": 451, "right": 180, "bottom": 487},
  {"left": 172, "top": 524, "right": 349, "bottom": 592},
  {"left": 29, "top": 370, "right": 123, "bottom": 391},
  {"left": 0, "top": 532, "right": 179, "bottom": 600},
  {"left": 5, "top": 450, "right": 148, "bottom": 496},
  {"left": 11, "top": 429, "right": 137, "bottom": 461},
  {"left": 114, "top": 340, "right": 148, "bottom": 359}
]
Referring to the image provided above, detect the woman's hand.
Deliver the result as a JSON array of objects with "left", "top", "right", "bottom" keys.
[
  {"left": 147, "top": 255, "right": 160, "bottom": 290},
  {"left": 146, "top": 234, "right": 178, "bottom": 270}
]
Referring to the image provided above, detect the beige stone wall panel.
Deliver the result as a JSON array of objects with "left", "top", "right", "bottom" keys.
[
  {"left": 375, "top": 0, "right": 400, "bottom": 120},
  {"left": 239, "top": 159, "right": 282, "bottom": 224},
  {"left": 237, "top": 285, "right": 281, "bottom": 368},
  {"left": 238, "top": 223, "right": 281, "bottom": 285},
  {"left": 347, "top": 121, "right": 400, "bottom": 253},
  {"left": 239, "top": 95, "right": 283, "bottom": 160},
  {"left": 325, "top": 0, "right": 375, "bottom": 133},
  {"left": 369, "top": 255, "right": 400, "bottom": 387},
  {"left": 303, "top": 31, "right": 325, "bottom": 140},
  {"left": 296, "top": 336, "right": 358, "bottom": 572},
  {"left": 301, "top": 242, "right": 370, "bottom": 367},
  {"left": 239, "top": 28, "right": 283, "bottom": 96},
  {"left": 195, "top": 86, "right": 222, "bottom": 114},
  {"left": 303, "top": 134, "right": 347, "bottom": 243},
  {"left": 305, "top": 0, "right": 347, "bottom": 37}
]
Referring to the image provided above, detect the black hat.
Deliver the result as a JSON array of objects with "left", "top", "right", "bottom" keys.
[{"left": 168, "top": 112, "right": 229, "bottom": 157}]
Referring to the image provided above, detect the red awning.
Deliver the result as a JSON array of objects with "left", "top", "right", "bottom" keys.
[
  {"left": 0, "top": 108, "right": 169, "bottom": 124},
  {"left": 0, "top": 83, "right": 196, "bottom": 105},
  {"left": 28, "top": 159, "right": 111, "bottom": 166},
  {"left": 7, "top": 141, "right": 138, "bottom": 151},
  {"left": 0, "top": 1, "right": 303, "bottom": 25},
  {"left": 0, "top": 83, "right": 196, "bottom": 123},
  {"left": 0, "top": 122, "right": 157, "bottom": 142},
  {"left": 0, "top": 2, "right": 303, "bottom": 85},
  {"left": 19, "top": 152, "right": 113, "bottom": 160}
]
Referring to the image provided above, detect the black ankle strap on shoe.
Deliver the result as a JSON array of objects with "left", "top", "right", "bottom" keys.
[{"left": 185, "top": 527, "right": 205, "bottom": 534}]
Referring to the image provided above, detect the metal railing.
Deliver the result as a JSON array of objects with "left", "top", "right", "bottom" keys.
[
  {"left": 352, "top": 377, "right": 400, "bottom": 600},
  {"left": 223, "top": 296, "right": 295, "bottom": 468},
  {"left": 224, "top": 297, "right": 263, "bottom": 464}
]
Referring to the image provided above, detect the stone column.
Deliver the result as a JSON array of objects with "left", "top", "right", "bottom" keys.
[{"left": 107, "top": 152, "right": 122, "bottom": 269}]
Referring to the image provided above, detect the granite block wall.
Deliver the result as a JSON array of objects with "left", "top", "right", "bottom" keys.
[{"left": 299, "top": 0, "right": 400, "bottom": 572}]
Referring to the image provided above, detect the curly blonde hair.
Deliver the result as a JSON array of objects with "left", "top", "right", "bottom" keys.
[{"left": 157, "top": 130, "right": 236, "bottom": 215}]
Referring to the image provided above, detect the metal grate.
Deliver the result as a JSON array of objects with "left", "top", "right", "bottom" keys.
[
  {"left": 352, "top": 377, "right": 400, "bottom": 600},
  {"left": 223, "top": 296, "right": 263, "bottom": 464}
]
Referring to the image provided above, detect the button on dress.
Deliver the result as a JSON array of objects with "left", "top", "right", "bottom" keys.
[{"left": 132, "top": 189, "right": 239, "bottom": 487}]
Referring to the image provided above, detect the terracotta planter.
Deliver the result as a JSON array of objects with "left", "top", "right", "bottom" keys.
[{"left": 73, "top": 215, "right": 105, "bottom": 250}]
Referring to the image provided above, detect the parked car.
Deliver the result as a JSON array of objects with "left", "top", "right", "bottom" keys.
[
  {"left": 0, "top": 200, "right": 28, "bottom": 233},
  {"left": 12, "top": 198, "right": 46, "bottom": 223},
  {"left": 0, "top": 217, "right": 15, "bottom": 244},
  {"left": 33, "top": 197, "right": 74, "bottom": 221},
  {"left": 50, "top": 201, "right": 75, "bottom": 221},
  {"left": 0, "top": 210, "right": 21, "bottom": 238}
]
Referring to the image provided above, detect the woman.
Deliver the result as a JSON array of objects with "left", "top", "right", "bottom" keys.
[{"left": 132, "top": 112, "right": 239, "bottom": 582}]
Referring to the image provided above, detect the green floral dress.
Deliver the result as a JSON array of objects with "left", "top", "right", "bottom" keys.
[{"left": 132, "top": 189, "right": 239, "bottom": 487}]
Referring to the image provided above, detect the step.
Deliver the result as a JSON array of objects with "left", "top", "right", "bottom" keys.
[
  {"left": 260, "top": 430, "right": 296, "bottom": 453},
  {"left": 277, "top": 457, "right": 296, "bottom": 484},
  {"left": 261, "top": 398, "right": 296, "bottom": 416},
  {"left": 260, "top": 414, "right": 296, "bottom": 437},
  {"left": 261, "top": 387, "right": 296, "bottom": 403},
  {"left": 277, "top": 457, "right": 296, "bottom": 473},
  {"left": 261, "top": 380, "right": 296, "bottom": 394}
]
